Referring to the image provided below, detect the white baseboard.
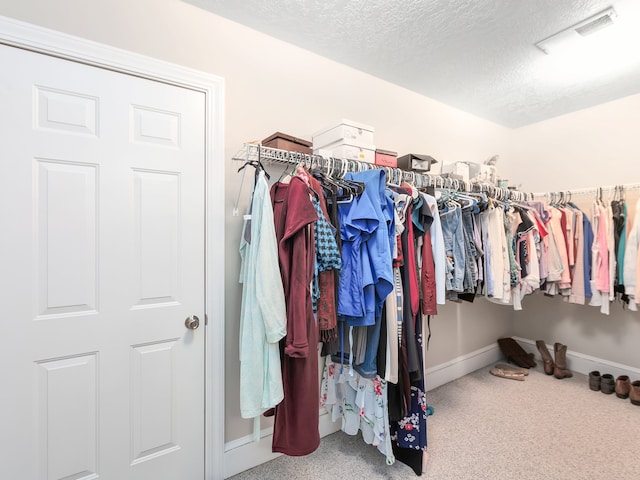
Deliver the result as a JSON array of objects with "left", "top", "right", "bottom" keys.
[
  {"left": 224, "top": 342, "right": 503, "bottom": 477},
  {"left": 424, "top": 342, "right": 502, "bottom": 391},
  {"left": 513, "top": 336, "right": 640, "bottom": 379},
  {"left": 223, "top": 410, "right": 340, "bottom": 478}
]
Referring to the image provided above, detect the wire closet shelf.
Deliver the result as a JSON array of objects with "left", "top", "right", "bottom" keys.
[
  {"left": 233, "top": 143, "right": 527, "bottom": 202},
  {"left": 532, "top": 183, "right": 640, "bottom": 201}
]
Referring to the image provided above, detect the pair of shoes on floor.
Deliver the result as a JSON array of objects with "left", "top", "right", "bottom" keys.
[
  {"left": 490, "top": 363, "right": 529, "bottom": 381},
  {"left": 536, "top": 340, "right": 573, "bottom": 379},
  {"left": 590, "top": 372, "right": 616, "bottom": 394},
  {"left": 589, "top": 371, "right": 640, "bottom": 405}
]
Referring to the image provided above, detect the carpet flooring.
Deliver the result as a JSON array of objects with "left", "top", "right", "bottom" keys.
[{"left": 229, "top": 364, "right": 640, "bottom": 479}]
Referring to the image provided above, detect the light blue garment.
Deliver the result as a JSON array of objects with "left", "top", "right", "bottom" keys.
[
  {"left": 480, "top": 207, "right": 495, "bottom": 297},
  {"left": 238, "top": 171, "right": 287, "bottom": 431},
  {"left": 582, "top": 210, "right": 594, "bottom": 298},
  {"left": 618, "top": 202, "right": 627, "bottom": 285}
]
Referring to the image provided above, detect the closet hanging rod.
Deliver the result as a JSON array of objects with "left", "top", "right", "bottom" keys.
[
  {"left": 532, "top": 182, "right": 640, "bottom": 199},
  {"left": 233, "top": 143, "right": 525, "bottom": 201},
  {"left": 232, "top": 142, "right": 450, "bottom": 187}
]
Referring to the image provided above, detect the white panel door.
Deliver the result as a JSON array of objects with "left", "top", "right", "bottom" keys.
[{"left": 0, "top": 44, "right": 205, "bottom": 480}]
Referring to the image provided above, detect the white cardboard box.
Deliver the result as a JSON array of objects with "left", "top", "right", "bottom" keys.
[
  {"left": 312, "top": 119, "right": 375, "bottom": 148},
  {"left": 313, "top": 140, "right": 376, "bottom": 164},
  {"left": 467, "top": 163, "right": 497, "bottom": 184},
  {"left": 441, "top": 162, "right": 470, "bottom": 182}
]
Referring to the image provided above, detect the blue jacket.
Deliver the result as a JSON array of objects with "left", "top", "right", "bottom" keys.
[{"left": 337, "top": 169, "right": 394, "bottom": 326}]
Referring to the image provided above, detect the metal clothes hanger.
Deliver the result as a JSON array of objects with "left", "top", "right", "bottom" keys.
[{"left": 237, "top": 145, "right": 270, "bottom": 180}]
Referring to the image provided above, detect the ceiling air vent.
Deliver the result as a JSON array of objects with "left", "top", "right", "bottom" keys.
[{"left": 535, "top": 7, "right": 617, "bottom": 54}]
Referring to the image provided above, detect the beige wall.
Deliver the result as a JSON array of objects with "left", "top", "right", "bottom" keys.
[
  {"left": 505, "top": 93, "right": 640, "bottom": 367},
  {"left": 502, "top": 92, "right": 640, "bottom": 192},
  {"left": 0, "top": 0, "right": 555, "bottom": 444}
]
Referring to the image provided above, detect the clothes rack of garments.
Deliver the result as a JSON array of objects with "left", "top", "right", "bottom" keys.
[
  {"left": 531, "top": 182, "right": 640, "bottom": 312},
  {"left": 235, "top": 142, "right": 640, "bottom": 476},
  {"left": 235, "top": 144, "right": 448, "bottom": 473}
]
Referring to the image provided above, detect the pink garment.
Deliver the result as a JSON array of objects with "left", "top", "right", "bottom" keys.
[
  {"left": 563, "top": 208, "right": 575, "bottom": 268},
  {"left": 606, "top": 205, "right": 616, "bottom": 301},
  {"left": 528, "top": 208, "right": 549, "bottom": 282},
  {"left": 595, "top": 205, "right": 610, "bottom": 293},
  {"left": 548, "top": 207, "right": 571, "bottom": 288},
  {"left": 569, "top": 210, "right": 586, "bottom": 305},
  {"left": 559, "top": 208, "right": 573, "bottom": 269},
  {"left": 589, "top": 202, "right": 611, "bottom": 314}
]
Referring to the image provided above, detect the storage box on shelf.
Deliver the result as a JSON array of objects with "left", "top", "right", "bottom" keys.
[
  {"left": 313, "top": 141, "right": 376, "bottom": 164},
  {"left": 374, "top": 149, "right": 397, "bottom": 168},
  {"left": 262, "top": 132, "right": 312, "bottom": 155},
  {"left": 312, "top": 119, "right": 376, "bottom": 164},
  {"left": 441, "top": 161, "right": 470, "bottom": 182},
  {"left": 472, "top": 164, "right": 497, "bottom": 184},
  {"left": 312, "top": 119, "right": 375, "bottom": 147},
  {"left": 397, "top": 153, "right": 438, "bottom": 172}
]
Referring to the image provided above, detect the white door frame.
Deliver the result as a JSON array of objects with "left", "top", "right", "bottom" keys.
[{"left": 0, "top": 16, "right": 226, "bottom": 480}]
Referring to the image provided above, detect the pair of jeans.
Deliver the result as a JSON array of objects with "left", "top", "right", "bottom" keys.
[
  {"left": 440, "top": 206, "right": 465, "bottom": 293},
  {"left": 461, "top": 209, "right": 478, "bottom": 292}
]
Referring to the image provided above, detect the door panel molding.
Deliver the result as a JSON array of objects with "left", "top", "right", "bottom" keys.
[{"left": 0, "top": 15, "right": 226, "bottom": 480}]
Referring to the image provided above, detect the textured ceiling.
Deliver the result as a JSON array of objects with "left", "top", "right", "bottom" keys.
[{"left": 187, "top": 0, "right": 640, "bottom": 127}]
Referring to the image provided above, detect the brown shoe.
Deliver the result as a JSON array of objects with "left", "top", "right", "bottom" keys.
[
  {"left": 495, "top": 363, "right": 529, "bottom": 376},
  {"left": 553, "top": 343, "right": 573, "bottom": 379},
  {"left": 630, "top": 381, "right": 640, "bottom": 406},
  {"left": 536, "top": 340, "right": 555, "bottom": 375},
  {"left": 490, "top": 366, "right": 525, "bottom": 381},
  {"left": 615, "top": 375, "right": 631, "bottom": 399}
]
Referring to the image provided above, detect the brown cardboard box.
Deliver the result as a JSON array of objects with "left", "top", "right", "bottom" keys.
[{"left": 262, "top": 132, "right": 312, "bottom": 155}]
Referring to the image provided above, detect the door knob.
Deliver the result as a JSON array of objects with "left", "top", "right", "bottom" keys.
[{"left": 185, "top": 315, "right": 200, "bottom": 330}]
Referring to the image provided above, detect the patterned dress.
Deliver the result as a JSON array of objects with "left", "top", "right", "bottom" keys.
[{"left": 321, "top": 357, "right": 395, "bottom": 465}]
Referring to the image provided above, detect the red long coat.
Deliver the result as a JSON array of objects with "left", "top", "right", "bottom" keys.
[{"left": 270, "top": 177, "right": 320, "bottom": 456}]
